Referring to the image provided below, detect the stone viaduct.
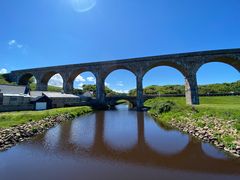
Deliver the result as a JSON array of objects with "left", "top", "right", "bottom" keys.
[{"left": 8, "top": 49, "right": 240, "bottom": 110}]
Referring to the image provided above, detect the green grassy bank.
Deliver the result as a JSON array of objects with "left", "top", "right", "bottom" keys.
[
  {"left": 0, "top": 106, "right": 92, "bottom": 128},
  {"left": 145, "top": 96, "right": 240, "bottom": 150}
]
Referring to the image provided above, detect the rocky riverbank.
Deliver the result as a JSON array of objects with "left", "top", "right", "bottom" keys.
[
  {"left": 151, "top": 113, "right": 240, "bottom": 158},
  {"left": 0, "top": 114, "right": 78, "bottom": 151}
]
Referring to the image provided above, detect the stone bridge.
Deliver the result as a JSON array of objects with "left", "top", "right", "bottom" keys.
[
  {"left": 8, "top": 48, "right": 240, "bottom": 110},
  {"left": 105, "top": 95, "right": 159, "bottom": 108}
]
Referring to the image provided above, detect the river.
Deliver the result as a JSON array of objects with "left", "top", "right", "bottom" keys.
[{"left": 0, "top": 105, "right": 239, "bottom": 180}]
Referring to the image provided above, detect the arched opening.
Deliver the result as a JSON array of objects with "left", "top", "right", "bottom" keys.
[
  {"left": 196, "top": 61, "right": 240, "bottom": 108},
  {"left": 47, "top": 73, "right": 63, "bottom": 92},
  {"left": 18, "top": 73, "right": 37, "bottom": 91},
  {"left": 105, "top": 69, "right": 136, "bottom": 96},
  {"left": 72, "top": 71, "right": 96, "bottom": 97},
  {"left": 141, "top": 66, "right": 185, "bottom": 106},
  {"left": 197, "top": 62, "right": 240, "bottom": 95},
  {"left": 105, "top": 69, "right": 136, "bottom": 109}
]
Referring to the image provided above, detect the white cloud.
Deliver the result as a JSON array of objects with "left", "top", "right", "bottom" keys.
[
  {"left": 8, "top": 39, "right": 23, "bottom": 49},
  {"left": 75, "top": 75, "right": 86, "bottom": 82},
  {"left": 105, "top": 82, "right": 110, "bottom": 87},
  {"left": 48, "top": 74, "right": 63, "bottom": 87},
  {"left": 112, "top": 89, "right": 129, "bottom": 94},
  {"left": 0, "top": 68, "right": 7, "bottom": 74},
  {"left": 77, "top": 83, "right": 84, "bottom": 89},
  {"left": 116, "top": 81, "right": 124, "bottom": 87},
  {"left": 86, "top": 76, "right": 95, "bottom": 82},
  {"left": 8, "top": 40, "right": 16, "bottom": 46}
]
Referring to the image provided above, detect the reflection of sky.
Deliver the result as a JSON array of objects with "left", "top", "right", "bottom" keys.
[
  {"left": 70, "top": 115, "right": 96, "bottom": 149},
  {"left": 44, "top": 126, "right": 61, "bottom": 150},
  {"left": 201, "top": 143, "right": 227, "bottom": 160},
  {"left": 104, "top": 110, "right": 138, "bottom": 150},
  {"left": 144, "top": 114, "right": 189, "bottom": 155}
]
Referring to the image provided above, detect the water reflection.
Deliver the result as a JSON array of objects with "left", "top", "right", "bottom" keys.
[
  {"left": 38, "top": 105, "right": 239, "bottom": 174},
  {"left": 0, "top": 105, "right": 239, "bottom": 180},
  {"left": 70, "top": 114, "right": 96, "bottom": 149},
  {"left": 201, "top": 143, "right": 227, "bottom": 160},
  {"left": 144, "top": 115, "right": 189, "bottom": 155},
  {"left": 43, "top": 125, "right": 60, "bottom": 151},
  {"left": 104, "top": 109, "right": 138, "bottom": 150}
]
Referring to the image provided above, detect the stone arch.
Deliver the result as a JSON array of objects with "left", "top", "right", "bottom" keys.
[
  {"left": 142, "top": 61, "right": 188, "bottom": 78},
  {"left": 41, "top": 71, "right": 63, "bottom": 84},
  {"left": 67, "top": 68, "right": 97, "bottom": 84},
  {"left": 197, "top": 56, "right": 240, "bottom": 73},
  {"left": 142, "top": 63, "right": 198, "bottom": 105},
  {"left": 39, "top": 71, "right": 64, "bottom": 91},
  {"left": 18, "top": 73, "right": 37, "bottom": 85},
  {"left": 103, "top": 65, "right": 137, "bottom": 80}
]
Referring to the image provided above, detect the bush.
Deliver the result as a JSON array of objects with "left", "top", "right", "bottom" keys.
[{"left": 151, "top": 101, "right": 176, "bottom": 114}]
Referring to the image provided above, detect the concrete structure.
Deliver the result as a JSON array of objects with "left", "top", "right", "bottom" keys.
[{"left": 8, "top": 49, "right": 240, "bottom": 110}]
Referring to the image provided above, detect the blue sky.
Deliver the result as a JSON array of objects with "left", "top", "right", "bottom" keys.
[{"left": 0, "top": 0, "right": 239, "bottom": 92}]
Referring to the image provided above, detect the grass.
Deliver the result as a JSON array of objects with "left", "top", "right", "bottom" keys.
[
  {"left": 0, "top": 106, "right": 92, "bottom": 128},
  {"left": 145, "top": 96, "right": 240, "bottom": 149},
  {"left": 145, "top": 96, "right": 240, "bottom": 121}
]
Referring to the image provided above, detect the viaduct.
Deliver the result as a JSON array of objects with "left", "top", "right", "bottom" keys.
[{"left": 8, "top": 49, "right": 240, "bottom": 110}]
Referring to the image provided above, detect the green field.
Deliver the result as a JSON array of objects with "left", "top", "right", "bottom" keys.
[
  {"left": 145, "top": 96, "right": 240, "bottom": 120},
  {"left": 0, "top": 106, "right": 92, "bottom": 128}
]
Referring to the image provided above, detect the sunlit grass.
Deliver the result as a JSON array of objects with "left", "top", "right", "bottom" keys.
[{"left": 0, "top": 106, "right": 92, "bottom": 128}]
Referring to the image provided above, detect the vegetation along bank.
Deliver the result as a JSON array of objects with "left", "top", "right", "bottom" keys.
[
  {"left": 0, "top": 106, "right": 92, "bottom": 151},
  {"left": 145, "top": 96, "right": 240, "bottom": 157}
]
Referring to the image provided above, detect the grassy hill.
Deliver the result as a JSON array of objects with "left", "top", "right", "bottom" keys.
[{"left": 129, "top": 81, "right": 240, "bottom": 96}]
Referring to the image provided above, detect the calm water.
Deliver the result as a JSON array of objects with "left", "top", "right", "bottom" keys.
[{"left": 0, "top": 105, "right": 239, "bottom": 180}]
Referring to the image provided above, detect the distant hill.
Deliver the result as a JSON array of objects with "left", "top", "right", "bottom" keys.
[{"left": 129, "top": 81, "right": 240, "bottom": 96}]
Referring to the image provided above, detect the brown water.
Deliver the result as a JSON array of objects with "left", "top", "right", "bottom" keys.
[{"left": 0, "top": 105, "right": 239, "bottom": 180}]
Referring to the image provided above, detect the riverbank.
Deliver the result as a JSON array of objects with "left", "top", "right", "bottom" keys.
[
  {"left": 0, "top": 106, "right": 92, "bottom": 151},
  {"left": 145, "top": 96, "right": 240, "bottom": 157}
]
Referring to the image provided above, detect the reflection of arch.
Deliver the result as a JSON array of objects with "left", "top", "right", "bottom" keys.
[
  {"left": 201, "top": 143, "right": 227, "bottom": 160},
  {"left": 70, "top": 114, "right": 96, "bottom": 149},
  {"left": 18, "top": 73, "right": 36, "bottom": 85},
  {"left": 144, "top": 115, "right": 189, "bottom": 155},
  {"left": 103, "top": 110, "right": 138, "bottom": 150},
  {"left": 198, "top": 57, "right": 240, "bottom": 73},
  {"left": 143, "top": 62, "right": 188, "bottom": 77}
]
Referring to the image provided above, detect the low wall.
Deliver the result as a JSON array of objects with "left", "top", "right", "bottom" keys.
[{"left": 0, "top": 104, "right": 34, "bottom": 112}]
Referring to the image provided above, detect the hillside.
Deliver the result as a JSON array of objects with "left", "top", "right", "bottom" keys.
[{"left": 129, "top": 81, "right": 240, "bottom": 96}]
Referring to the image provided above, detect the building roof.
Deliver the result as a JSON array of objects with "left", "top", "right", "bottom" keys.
[
  {"left": 0, "top": 84, "right": 28, "bottom": 95},
  {"left": 30, "top": 91, "right": 80, "bottom": 98},
  {"left": 43, "top": 92, "right": 79, "bottom": 98}
]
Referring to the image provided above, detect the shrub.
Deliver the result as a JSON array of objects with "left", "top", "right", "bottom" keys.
[{"left": 151, "top": 101, "right": 176, "bottom": 114}]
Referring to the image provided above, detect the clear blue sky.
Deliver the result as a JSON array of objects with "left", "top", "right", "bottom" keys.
[{"left": 0, "top": 0, "right": 239, "bottom": 92}]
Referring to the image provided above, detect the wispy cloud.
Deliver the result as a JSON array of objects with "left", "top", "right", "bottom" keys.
[
  {"left": 116, "top": 81, "right": 124, "bottom": 87},
  {"left": 75, "top": 75, "right": 86, "bottom": 82},
  {"left": 8, "top": 39, "right": 23, "bottom": 49},
  {"left": 0, "top": 68, "right": 7, "bottom": 74},
  {"left": 48, "top": 74, "right": 63, "bottom": 87},
  {"left": 86, "top": 76, "right": 96, "bottom": 82}
]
